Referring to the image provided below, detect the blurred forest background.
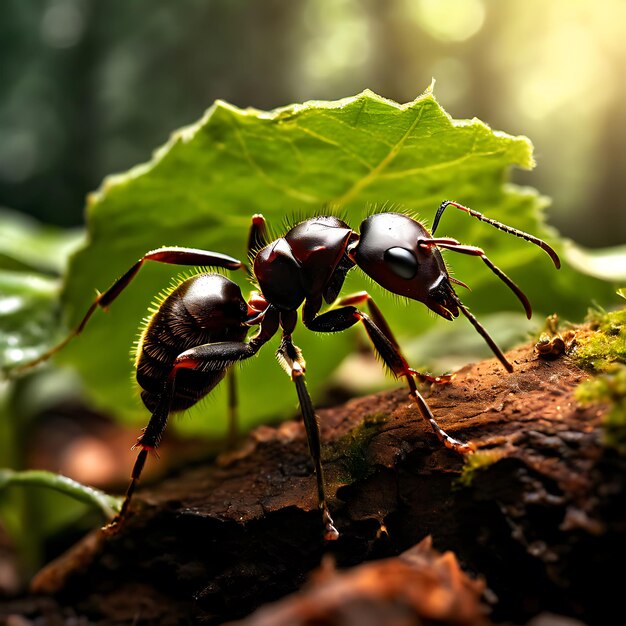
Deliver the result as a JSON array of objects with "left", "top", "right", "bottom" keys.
[
  {"left": 1, "top": 0, "right": 626, "bottom": 593},
  {"left": 1, "top": 0, "right": 626, "bottom": 247}
]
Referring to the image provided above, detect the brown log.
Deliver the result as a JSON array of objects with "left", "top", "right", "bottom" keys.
[{"left": 2, "top": 337, "right": 623, "bottom": 625}]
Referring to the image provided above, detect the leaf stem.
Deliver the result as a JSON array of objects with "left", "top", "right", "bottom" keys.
[{"left": 0, "top": 469, "right": 121, "bottom": 519}]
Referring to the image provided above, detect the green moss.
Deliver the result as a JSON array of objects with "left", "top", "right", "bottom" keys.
[
  {"left": 574, "top": 303, "right": 626, "bottom": 453},
  {"left": 575, "top": 307, "right": 626, "bottom": 372},
  {"left": 328, "top": 412, "right": 388, "bottom": 483},
  {"left": 457, "top": 449, "right": 506, "bottom": 487},
  {"left": 576, "top": 364, "right": 626, "bottom": 453}
]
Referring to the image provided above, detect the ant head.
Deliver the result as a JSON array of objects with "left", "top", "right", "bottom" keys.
[{"left": 351, "top": 213, "right": 459, "bottom": 320}]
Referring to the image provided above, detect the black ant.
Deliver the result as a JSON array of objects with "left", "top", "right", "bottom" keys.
[{"left": 10, "top": 201, "right": 560, "bottom": 540}]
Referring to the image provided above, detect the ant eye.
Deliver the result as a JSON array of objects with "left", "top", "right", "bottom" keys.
[{"left": 384, "top": 247, "right": 418, "bottom": 279}]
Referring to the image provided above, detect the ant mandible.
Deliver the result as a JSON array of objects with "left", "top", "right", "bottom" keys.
[{"left": 14, "top": 200, "right": 560, "bottom": 540}]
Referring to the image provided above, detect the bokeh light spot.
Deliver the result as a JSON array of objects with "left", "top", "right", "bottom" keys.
[
  {"left": 41, "top": 0, "right": 85, "bottom": 49},
  {"left": 411, "top": 0, "right": 485, "bottom": 42}
]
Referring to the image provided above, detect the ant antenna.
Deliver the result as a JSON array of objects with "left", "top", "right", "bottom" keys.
[
  {"left": 432, "top": 201, "right": 561, "bottom": 269},
  {"left": 419, "top": 238, "right": 532, "bottom": 319},
  {"left": 449, "top": 290, "right": 514, "bottom": 373}
]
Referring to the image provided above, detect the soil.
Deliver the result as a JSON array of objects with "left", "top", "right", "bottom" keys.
[{"left": 1, "top": 336, "right": 623, "bottom": 626}]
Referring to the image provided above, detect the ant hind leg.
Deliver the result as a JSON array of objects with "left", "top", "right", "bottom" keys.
[
  {"left": 226, "top": 367, "right": 239, "bottom": 447},
  {"left": 106, "top": 376, "right": 175, "bottom": 530},
  {"left": 6, "top": 247, "right": 244, "bottom": 377}
]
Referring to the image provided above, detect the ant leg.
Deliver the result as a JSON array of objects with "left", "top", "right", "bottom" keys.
[
  {"left": 247, "top": 214, "right": 269, "bottom": 257},
  {"left": 9, "top": 247, "right": 244, "bottom": 375},
  {"left": 226, "top": 367, "right": 238, "bottom": 447},
  {"left": 242, "top": 214, "right": 269, "bottom": 277},
  {"left": 149, "top": 304, "right": 335, "bottom": 538},
  {"left": 276, "top": 331, "right": 339, "bottom": 541},
  {"left": 304, "top": 306, "right": 473, "bottom": 454},
  {"left": 432, "top": 200, "right": 561, "bottom": 268},
  {"left": 111, "top": 375, "right": 176, "bottom": 526},
  {"left": 335, "top": 291, "right": 454, "bottom": 384},
  {"left": 96, "top": 248, "right": 243, "bottom": 310}
]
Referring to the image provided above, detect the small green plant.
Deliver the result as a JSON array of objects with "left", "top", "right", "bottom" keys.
[{"left": 0, "top": 469, "right": 121, "bottom": 518}]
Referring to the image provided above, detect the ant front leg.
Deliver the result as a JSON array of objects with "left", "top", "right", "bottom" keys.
[
  {"left": 8, "top": 247, "right": 243, "bottom": 376},
  {"left": 277, "top": 311, "right": 339, "bottom": 541},
  {"left": 335, "top": 291, "right": 454, "bottom": 385},
  {"left": 304, "top": 297, "right": 473, "bottom": 454}
]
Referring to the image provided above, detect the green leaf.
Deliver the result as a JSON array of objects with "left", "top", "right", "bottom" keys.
[
  {"left": 563, "top": 242, "right": 626, "bottom": 283},
  {"left": 0, "top": 207, "right": 83, "bottom": 275},
  {"left": 5, "top": 89, "right": 618, "bottom": 435},
  {"left": 0, "top": 271, "right": 63, "bottom": 370},
  {"left": 0, "top": 209, "right": 84, "bottom": 371}
]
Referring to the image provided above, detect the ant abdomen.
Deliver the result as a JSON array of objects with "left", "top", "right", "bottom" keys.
[{"left": 135, "top": 273, "right": 249, "bottom": 412}]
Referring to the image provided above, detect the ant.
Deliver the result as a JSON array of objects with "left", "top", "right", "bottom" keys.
[{"left": 10, "top": 201, "right": 560, "bottom": 540}]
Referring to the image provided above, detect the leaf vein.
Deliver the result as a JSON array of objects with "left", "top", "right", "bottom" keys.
[
  {"left": 230, "top": 116, "right": 321, "bottom": 204},
  {"left": 296, "top": 127, "right": 373, "bottom": 169},
  {"left": 312, "top": 112, "right": 395, "bottom": 146},
  {"left": 376, "top": 149, "right": 508, "bottom": 181},
  {"left": 334, "top": 106, "right": 426, "bottom": 205}
]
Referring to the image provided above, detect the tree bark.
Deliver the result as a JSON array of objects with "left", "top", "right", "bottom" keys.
[{"left": 2, "top": 334, "right": 623, "bottom": 625}]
